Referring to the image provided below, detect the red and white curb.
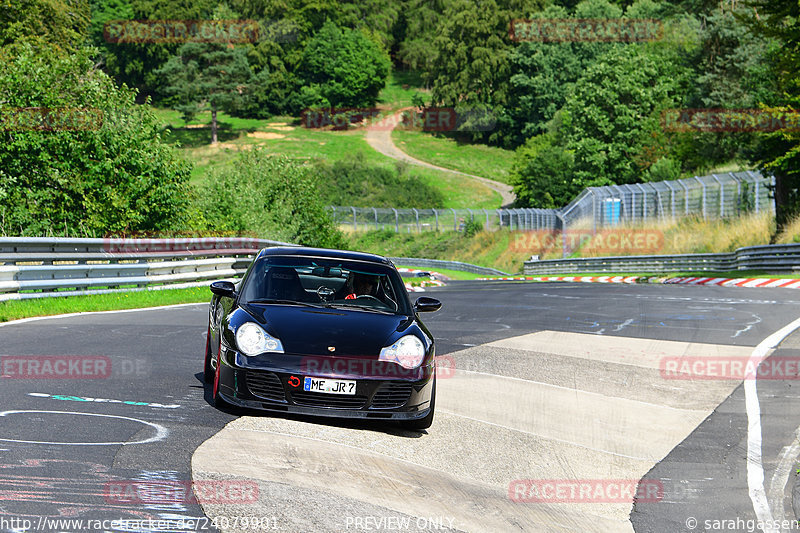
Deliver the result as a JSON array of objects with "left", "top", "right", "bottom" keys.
[
  {"left": 405, "top": 283, "right": 426, "bottom": 292},
  {"left": 398, "top": 268, "right": 446, "bottom": 292},
  {"left": 476, "top": 275, "right": 800, "bottom": 289},
  {"left": 477, "top": 276, "right": 641, "bottom": 283},
  {"left": 663, "top": 277, "right": 800, "bottom": 288}
]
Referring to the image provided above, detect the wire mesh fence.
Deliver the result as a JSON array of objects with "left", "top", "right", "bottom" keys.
[
  {"left": 329, "top": 171, "right": 774, "bottom": 233},
  {"left": 328, "top": 207, "right": 500, "bottom": 233}
]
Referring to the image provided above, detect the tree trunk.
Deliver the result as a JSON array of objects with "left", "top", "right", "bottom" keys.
[
  {"left": 770, "top": 170, "right": 800, "bottom": 244},
  {"left": 211, "top": 106, "right": 218, "bottom": 144}
]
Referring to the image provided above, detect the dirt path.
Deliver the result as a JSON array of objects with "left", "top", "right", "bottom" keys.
[{"left": 364, "top": 108, "right": 516, "bottom": 207}]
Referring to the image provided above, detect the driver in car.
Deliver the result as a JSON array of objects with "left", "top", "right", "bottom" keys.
[{"left": 345, "top": 274, "right": 379, "bottom": 300}]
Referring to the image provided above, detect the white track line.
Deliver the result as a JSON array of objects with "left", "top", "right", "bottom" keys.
[
  {"left": 0, "top": 302, "right": 205, "bottom": 328},
  {"left": 745, "top": 317, "right": 800, "bottom": 532},
  {"left": 767, "top": 427, "right": 800, "bottom": 526}
]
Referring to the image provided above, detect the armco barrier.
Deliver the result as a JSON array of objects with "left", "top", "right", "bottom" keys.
[
  {"left": 523, "top": 243, "right": 800, "bottom": 275},
  {"left": 0, "top": 237, "right": 296, "bottom": 301},
  {"left": 390, "top": 257, "right": 509, "bottom": 276}
]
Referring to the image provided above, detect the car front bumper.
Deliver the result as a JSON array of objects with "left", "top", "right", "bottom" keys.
[{"left": 216, "top": 349, "right": 434, "bottom": 421}]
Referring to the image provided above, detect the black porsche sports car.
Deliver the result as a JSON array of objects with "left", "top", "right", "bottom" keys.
[{"left": 203, "top": 247, "right": 442, "bottom": 430}]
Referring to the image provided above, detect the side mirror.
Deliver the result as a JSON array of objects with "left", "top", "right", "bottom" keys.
[
  {"left": 210, "top": 280, "right": 236, "bottom": 299},
  {"left": 414, "top": 296, "right": 442, "bottom": 313}
]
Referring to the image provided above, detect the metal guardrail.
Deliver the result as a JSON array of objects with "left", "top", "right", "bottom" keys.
[
  {"left": 523, "top": 243, "right": 800, "bottom": 275},
  {"left": 0, "top": 237, "right": 510, "bottom": 301},
  {"left": 390, "top": 257, "right": 509, "bottom": 276},
  {"left": 0, "top": 237, "right": 296, "bottom": 301}
]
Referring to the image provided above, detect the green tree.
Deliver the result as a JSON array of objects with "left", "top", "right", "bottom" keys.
[
  {"left": 559, "top": 45, "right": 683, "bottom": 187},
  {"left": 645, "top": 156, "right": 681, "bottom": 182},
  {"left": 230, "top": 0, "right": 400, "bottom": 115},
  {"left": 502, "top": 0, "right": 624, "bottom": 148},
  {"left": 427, "top": 0, "right": 510, "bottom": 109},
  {"left": 0, "top": 44, "right": 191, "bottom": 235},
  {"left": 200, "top": 151, "right": 344, "bottom": 248},
  {"left": 424, "top": 0, "right": 544, "bottom": 143},
  {"left": 0, "top": 0, "right": 90, "bottom": 49},
  {"left": 396, "top": 0, "right": 455, "bottom": 73},
  {"left": 157, "top": 41, "right": 261, "bottom": 144},
  {"left": 297, "top": 21, "right": 390, "bottom": 109},
  {"left": 743, "top": 0, "right": 800, "bottom": 229},
  {"left": 670, "top": 4, "right": 779, "bottom": 172},
  {"left": 509, "top": 133, "right": 576, "bottom": 208},
  {"left": 89, "top": 0, "right": 218, "bottom": 102},
  {"left": 336, "top": 0, "right": 403, "bottom": 52}
]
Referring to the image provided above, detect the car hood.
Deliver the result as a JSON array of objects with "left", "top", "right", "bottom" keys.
[{"left": 240, "top": 304, "right": 415, "bottom": 356}]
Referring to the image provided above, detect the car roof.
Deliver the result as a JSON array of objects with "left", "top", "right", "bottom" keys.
[{"left": 257, "top": 246, "right": 394, "bottom": 266}]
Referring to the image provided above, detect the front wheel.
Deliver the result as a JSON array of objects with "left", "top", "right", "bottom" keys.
[
  {"left": 211, "top": 343, "right": 234, "bottom": 409},
  {"left": 401, "top": 380, "right": 435, "bottom": 430}
]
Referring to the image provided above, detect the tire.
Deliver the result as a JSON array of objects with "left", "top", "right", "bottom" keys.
[
  {"left": 401, "top": 379, "right": 435, "bottom": 430},
  {"left": 211, "top": 343, "right": 232, "bottom": 409},
  {"left": 203, "top": 326, "right": 214, "bottom": 383}
]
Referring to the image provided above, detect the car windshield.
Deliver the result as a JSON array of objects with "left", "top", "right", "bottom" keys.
[{"left": 240, "top": 255, "right": 410, "bottom": 315}]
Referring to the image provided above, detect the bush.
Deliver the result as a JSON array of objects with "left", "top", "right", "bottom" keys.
[
  {"left": 645, "top": 157, "right": 681, "bottom": 182},
  {"left": 509, "top": 134, "right": 577, "bottom": 208},
  {"left": 0, "top": 43, "right": 191, "bottom": 235},
  {"left": 462, "top": 218, "right": 483, "bottom": 237},
  {"left": 199, "top": 150, "right": 344, "bottom": 248},
  {"left": 313, "top": 154, "right": 445, "bottom": 208}
]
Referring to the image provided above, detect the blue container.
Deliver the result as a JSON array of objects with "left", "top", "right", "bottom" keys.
[{"left": 604, "top": 198, "right": 621, "bottom": 226}]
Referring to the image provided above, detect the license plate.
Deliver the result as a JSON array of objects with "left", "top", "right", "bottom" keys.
[{"left": 303, "top": 377, "right": 356, "bottom": 395}]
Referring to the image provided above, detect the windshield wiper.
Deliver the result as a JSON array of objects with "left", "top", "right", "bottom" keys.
[
  {"left": 247, "top": 298, "right": 324, "bottom": 308},
  {"left": 325, "top": 303, "right": 393, "bottom": 314}
]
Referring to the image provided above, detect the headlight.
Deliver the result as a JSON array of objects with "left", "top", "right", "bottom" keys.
[
  {"left": 379, "top": 335, "right": 425, "bottom": 369},
  {"left": 235, "top": 322, "right": 284, "bottom": 356}
]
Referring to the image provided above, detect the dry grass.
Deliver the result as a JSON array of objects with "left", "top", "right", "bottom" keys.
[
  {"left": 776, "top": 214, "right": 800, "bottom": 244},
  {"left": 247, "top": 131, "right": 286, "bottom": 139},
  {"left": 450, "top": 231, "right": 529, "bottom": 274},
  {"left": 660, "top": 212, "right": 774, "bottom": 254},
  {"left": 526, "top": 212, "right": 776, "bottom": 259},
  {"left": 351, "top": 213, "right": 781, "bottom": 273}
]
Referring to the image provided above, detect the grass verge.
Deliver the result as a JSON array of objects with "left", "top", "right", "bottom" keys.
[
  {"left": 397, "top": 266, "right": 487, "bottom": 281},
  {"left": 348, "top": 229, "right": 527, "bottom": 274},
  {"left": 378, "top": 70, "right": 427, "bottom": 109},
  {"left": 0, "top": 287, "right": 211, "bottom": 323},
  {"left": 392, "top": 128, "right": 515, "bottom": 184},
  {"left": 155, "top": 110, "right": 500, "bottom": 208}
]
